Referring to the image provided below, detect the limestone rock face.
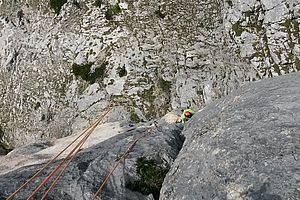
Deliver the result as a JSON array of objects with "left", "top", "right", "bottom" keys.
[
  {"left": 160, "top": 72, "right": 300, "bottom": 200},
  {"left": 0, "top": 72, "right": 299, "bottom": 199},
  {"left": 0, "top": 0, "right": 299, "bottom": 146},
  {"left": 0, "top": 0, "right": 248, "bottom": 145},
  {"left": 225, "top": 0, "right": 300, "bottom": 76}
]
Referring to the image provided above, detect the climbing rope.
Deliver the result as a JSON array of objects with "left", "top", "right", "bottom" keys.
[
  {"left": 6, "top": 121, "right": 97, "bottom": 200},
  {"left": 39, "top": 107, "right": 111, "bottom": 200},
  {"left": 40, "top": 126, "right": 93, "bottom": 200},
  {"left": 6, "top": 107, "right": 112, "bottom": 200},
  {"left": 27, "top": 107, "right": 112, "bottom": 200},
  {"left": 92, "top": 122, "right": 158, "bottom": 200},
  {"left": 92, "top": 138, "right": 139, "bottom": 200},
  {"left": 6, "top": 108, "right": 158, "bottom": 200}
]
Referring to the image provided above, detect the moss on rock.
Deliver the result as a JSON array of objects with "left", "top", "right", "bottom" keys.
[
  {"left": 71, "top": 62, "right": 107, "bottom": 84},
  {"left": 232, "top": 21, "right": 244, "bottom": 36},
  {"left": 105, "top": 4, "right": 122, "bottom": 20},
  {"left": 49, "top": 0, "right": 67, "bottom": 15},
  {"left": 130, "top": 111, "right": 141, "bottom": 123},
  {"left": 117, "top": 66, "right": 127, "bottom": 77},
  {"left": 295, "top": 57, "right": 300, "bottom": 71},
  {"left": 158, "top": 78, "right": 171, "bottom": 93},
  {"left": 0, "top": 128, "right": 13, "bottom": 155},
  {"left": 127, "top": 157, "right": 169, "bottom": 200},
  {"left": 94, "top": 0, "right": 102, "bottom": 8}
]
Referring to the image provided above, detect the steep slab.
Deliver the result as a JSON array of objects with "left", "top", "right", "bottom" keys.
[{"left": 161, "top": 72, "right": 300, "bottom": 200}]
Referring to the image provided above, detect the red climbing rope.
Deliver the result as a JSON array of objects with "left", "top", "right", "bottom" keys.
[
  {"left": 6, "top": 121, "right": 97, "bottom": 200},
  {"left": 26, "top": 107, "right": 111, "bottom": 200},
  {"left": 40, "top": 111, "right": 107, "bottom": 200},
  {"left": 92, "top": 138, "right": 139, "bottom": 200},
  {"left": 92, "top": 123, "right": 157, "bottom": 200},
  {"left": 6, "top": 107, "right": 111, "bottom": 200},
  {"left": 6, "top": 107, "right": 157, "bottom": 200},
  {"left": 40, "top": 130, "right": 90, "bottom": 200}
]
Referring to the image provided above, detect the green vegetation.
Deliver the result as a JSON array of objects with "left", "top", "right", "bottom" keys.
[
  {"left": 71, "top": 62, "right": 107, "bottom": 84},
  {"left": 154, "top": 10, "right": 165, "bottom": 19},
  {"left": 256, "top": 72, "right": 262, "bottom": 80},
  {"left": 281, "top": 19, "right": 292, "bottom": 29},
  {"left": 108, "top": 79, "right": 115, "bottom": 85},
  {"left": 130, "top": 111, "right": 141, "bottom": 123},
  {"left": 158, "top": 78, "right": 171, "bottom": 93},
  {"left": 105, "top": 4, "right": 122, "bottom": 20},
  {"left": 143, "top": 57, "right": 148, "bottom": 67},
  {"left": 281, "top": 19, "right": 300, "bottom": 38},
  {"left": 282, "top": 65, "right": 290, "bottom": 74},
  {"left": 232, "top": 21, "right": 244, "bottom": 36},
  {"left": 72, "top": 0, "right": 81, "bottom": 9},
  {"left": 138, "top": 87, "right": 155, "bottom": 103},
  {"left": 244, "top": 11, "right": 263, "bottom": 32},
  {"left": 232, "top": 11, "right": 263, "bottom": 36},
  {"left": 0, "top": 128, "right": 13, "bottom": 154},
  {"left": 295, "top": 57, "right": 300, "bottom": 71},
  {"left": 117, "top": 66, "right": 127, "bottom": 77},
  {"left": 292, "top": 20, "right": 299, "bottom": 36},
  {"left": 127, "top": 157, "right": 169, "bottom": 200},
  {"left": 244, "top": 10, "right": 254, "bottom": 18},
  {"left": 94, "top": 0, "right": 102, "bottom": 7},
  {"left": 226, "top": 0, "right": 233, "bottom": 7},
  {"left": 196, "top": 89, "right": 203, "bottom": 96},
  {"left": 77, "top": 82, "right": 88, "bottom": 95},
  {"left": 49, "top": 0, "right": 67, "bottom": 15},
  {"left": 252, "top": 51, "right": 265, "bottom": 59},
  {"left": 273, "top": 64, "right": 281, "bottom": 75},
  {"left": 34, "top": 102, "right": 41, "bottom": 110}
]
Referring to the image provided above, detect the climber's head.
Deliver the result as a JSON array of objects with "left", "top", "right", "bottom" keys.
[{"left": 184, "top": 111, "right": 191, "bottom": 118}]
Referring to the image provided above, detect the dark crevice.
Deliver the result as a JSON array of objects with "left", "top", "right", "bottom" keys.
[{"left": 126, "top": 124, "right": 185, "bottom": 200}]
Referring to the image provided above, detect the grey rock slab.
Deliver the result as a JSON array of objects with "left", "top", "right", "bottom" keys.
[
  {"left": 0, "top": 122, "right": 184, "bottom": 200},
  {"left": 160, "top": 72, "right": 300, "bottom": 200}
]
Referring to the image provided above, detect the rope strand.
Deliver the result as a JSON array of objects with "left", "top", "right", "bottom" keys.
[
  {"left": 6, "top": 116, "right": 101, "bottom": 200},
  {"left": 6, "top": 107, "right": 111, "bottom": 200},
  {"left": 26, "top": 108, "right": 111, "bottom": 200},
  {"left": 92, "top": 123, "right": 157, "bottom": 200}
]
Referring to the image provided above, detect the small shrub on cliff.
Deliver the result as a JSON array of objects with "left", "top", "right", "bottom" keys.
[
  {"left": 49, "top": 0, "right": 67, "bottom": 15},
  {"left": 117, "top": 66, "right": 127, "bottom": 77},
  {"left": 130, "top": 111, "right": 140, "bottom": 123},
  {"left": 105, "top": 4, "right": 121, "bottom": 20},
  {"left": 71, "top": 62, "right": 107, "bottom": 84},
  {"left": 72, "top": 0, "right": 81, "bottom": 9},
  {"left": 154, "top": 10, "right": 165, "bottom": 19},
  {"left": 158, "top": 78, "right": 171, "bottom": 93},
  {"left": 94, "top": 0, "right": 102, "bottom": 7},
  {"left": 0, "top": 128, "right": 13, "bottom": 155},
  {"left": 127, "top": 157, "right": 169, "bottom": 200}
]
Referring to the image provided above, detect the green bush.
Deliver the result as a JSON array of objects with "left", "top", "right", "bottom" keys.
[
  {"left": 49, "top": 0, "right": 67, "bottom": 15},
  {"left": 71, "top": 62, "right": 107, "bottom": 84},
  {"left": 0, "top": 128, "right": 13, "bottom": 154},
  {"left": 127, "top": 157, "right": 169, "bottom": 200},
  {"left": 105, "top": 4, "right": 121, "bottom": 20},
  {"left": 130, "top": 111, "right": 140, "bottom": 123},
  {"left": 72, "top": 0, "right": 81, "bottom": 9},
  {"left": 158, "top": 78, "right": 171, "bottom": 93},
  {"left": 154, "top": 10, "right": 165, "bottom": 19},
  {"left": 94, "top": 0, "right": 102, "bottom": 7},
  {"left": 232, "top": 21, "right": 244, "bottom": 36},
  {"left": 117, "top": 66, "right": 127, "bottom": 77}
]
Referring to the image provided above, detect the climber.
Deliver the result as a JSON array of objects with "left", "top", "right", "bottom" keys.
[{"left": 181, "top": 108, "right": 195, "bottom": 123}]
